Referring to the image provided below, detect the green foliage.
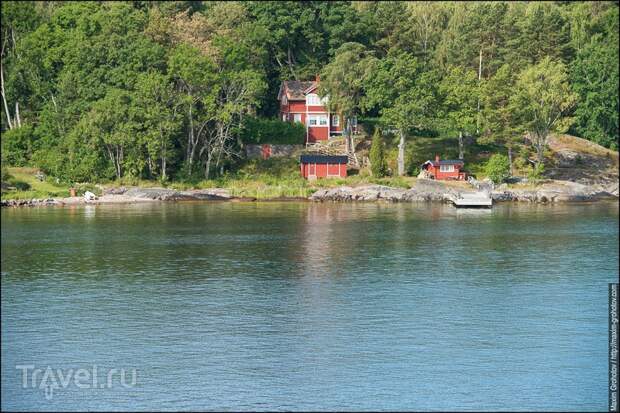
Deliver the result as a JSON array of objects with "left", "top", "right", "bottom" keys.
[
  {"left": 480, "top": 64, "right": 520, "bottom": 147},
  {"left": 1, "top": 125, "right": 37, "bottom": 166},
  {"left": 439, "top": 65, "right": 479, "bottom": 136},
  {"left": 527, "top": 163, "right": 546, "bottom": 181},
  {"left": 11, "top": 180, "right": 32, "bottom": 191},
  {"left": 484, "top": 154, "right": 510, "bottom": 184},
  {"left": 369, "top": 129, "right": 387, "bottom": 177},
  {"left": 510, "top": 57, "right": 578, "bottom": 164},
  {"left": 0, "top": 0, "right": 617, "bottom": 188},
  {"left": 366, "top": 51, "right": 440, "bottom": 134},
  {"left": 240, "top": 118, "right": 305, "bottom": 145},
  {"left": 319, "top": 42, "right": 376, "bottom": 128},
  {"left": 1, "top": 166, "right": 12, "bottom": 182},
  {"left": 569, "top": 6, "right": 619, "bottom": 150}
]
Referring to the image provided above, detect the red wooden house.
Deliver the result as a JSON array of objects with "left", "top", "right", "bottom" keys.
[
  {"left": 300, "top": 154, "right": 348, "bottom": 179},
  {"left": 278, "top": 76, "right": 356, "bottom": 144},
  {"left": 421, "top": 155, "right": 467, "bottom": 180}
]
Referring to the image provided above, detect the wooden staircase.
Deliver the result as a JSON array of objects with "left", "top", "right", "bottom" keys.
[{"left": 306, "top": 138, "right": 359, "bottom": 167}]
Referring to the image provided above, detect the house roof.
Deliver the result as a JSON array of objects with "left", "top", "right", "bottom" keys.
[
  {"left": 422, "top": 159, "right": 464, "bottom": 167},
  {"left": 279, "top": 80, "right": 317, "bottom": 100},
  {"left": 300, "top": 154, "right": 348, "bottom": 164}
]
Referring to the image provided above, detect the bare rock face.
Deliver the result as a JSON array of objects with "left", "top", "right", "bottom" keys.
[
  {"left": 310, "top": 182, "right": 471, "bottom": 203},
  {"left": 491, "top": 180, "right": 618, "bottom": 203},
  {"left": 1, "top": 198, "right": 63, "bottom": 207},
  {"left": 179, "top": 189, "right": 231, "bottom": 200},
  {"left": 309, "top": 178, "right": 618, "bottom": 204},
  {"left": 311, "top": 185, "right": 404, "bottom": 202},
  {"left": 103, "top": 186, "right": 128, "bottom": 195},
  {"left": 122, "top": 187, "right": 231, "bottom": 201}
]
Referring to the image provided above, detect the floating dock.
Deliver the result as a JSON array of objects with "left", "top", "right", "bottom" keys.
[{"left": 452, "top": 192, "right": 493, "bottom": 208}]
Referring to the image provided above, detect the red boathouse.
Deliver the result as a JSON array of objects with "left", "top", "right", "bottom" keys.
[
  {"left": 421, "top": 155, "right": 467, "bottom": 180},
  {"left": 300, "top": 155, "right": 348, "bottom": 180}
]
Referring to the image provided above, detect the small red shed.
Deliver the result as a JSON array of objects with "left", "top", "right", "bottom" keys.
[
  {"left": 421, "top": 155, "right": 467, "bottom": 180},
  {"left": 300, "top": 154, "right": 348, "bottom": 179}
]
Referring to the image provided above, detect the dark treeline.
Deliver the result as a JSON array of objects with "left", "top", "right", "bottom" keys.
[{"left": 1, "top": 1, "right": 618, "bottom": 182}]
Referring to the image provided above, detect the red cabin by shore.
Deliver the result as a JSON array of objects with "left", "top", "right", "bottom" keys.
[
  {"left": 422, "top": 155, "right": 467, "bottom": 180},
  {"left": 300, "top": 154, "right": 348, "bottom": 180},
  {"left": 278, "top": 76, "right": 357, "bottom": 144}
]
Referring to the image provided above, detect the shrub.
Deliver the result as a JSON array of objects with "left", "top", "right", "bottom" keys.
[
  {"left": 369, "top": 128, "right": 387, "bottom": 177},
  {"left": 527, "top": 163, "right": 545, "bottom": 181},
  {"left": 406, "top": 150, "right": 420, "bottom": 176},
  {"left": 74, "top": 183, "right": 102, "bottom": 196},
  {"left": 11, "top": 180, "right": 31, "bottom": 191},
  {"left": 1, "top": 165, "right": 12, "bottom": 182},
  {"left": 240, "top": 117, "right": 305, "bottom": 145},
  {"left": 1, "top": 125, "right": 36, "bottom": 166},
  {"left": 484, "top": 154, "right": 510, "bottom": 184}
]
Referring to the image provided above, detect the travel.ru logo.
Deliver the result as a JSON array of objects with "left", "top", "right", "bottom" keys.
[{"left": 16, "top": 364, "right": 138, "bottom": 400}]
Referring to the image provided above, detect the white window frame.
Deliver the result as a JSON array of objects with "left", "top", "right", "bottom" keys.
[
  {"left": 308, "top": 114, "right": 328, "bottom": 127},
  {"left": 440, "top": 164, "right": 455, "bottom": 172},
  {"left": 293, "top": 113, "right": 302, "bottom": 123},
  {"left": 331, "top": 115, "right": 339, "bottom": 127},
  {"left": 306, "top": 94, "right": 320, "bottom": 106}
]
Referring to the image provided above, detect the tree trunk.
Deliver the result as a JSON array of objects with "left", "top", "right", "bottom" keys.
[
  {"left": 113, "top": 146, "right": 122, "bottom": 180},
  {"left": 476, "top": 48, "right": 482, "bottom": 134},
  {"left": 536, "top": 143, "right": 544, "bottom": 166},
  {"left": 15, "top": 101, "right": 21, "bottom": 127},
  {"left": 535, "top": 132, "right": 546, "bottom": 166},
  {"left": 508, "top": 145, "right": 513, "bottom": 176},
  {"left": 397, "top": 130, "right": 406, "bottom": 176},
  {"left": 161, "top": 155, "right": 166, "bottom": 181},
  {"left": 287, "top": 46, "right": 297, "bottom": 80},
  {"left": 118, "top": 146, "right": 123, "bottom": 179},
  {"left": 1, "top": 62, "right": 13, "bottom": 130},
  {"left": 458, "top": 131, "right": 464, "bottom": 160},
  {"left": 186, "top": 102, "right": 195, "bottom": 174},
  {"left": 345, "top": 117, "right": 353, "bottom": 155},
  {"left": 147, "top": 156, "right": 154, "bottom": 178},
  {"left": 205, "top": 152, "right": 212, "bottom": 179}
]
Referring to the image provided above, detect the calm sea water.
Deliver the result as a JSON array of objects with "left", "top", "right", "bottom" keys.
[{"left": 1, "top": 201, "right": 618, "bottom": 411}]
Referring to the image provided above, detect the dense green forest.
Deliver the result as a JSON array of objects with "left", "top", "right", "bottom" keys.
[{"left": 1, "top": 1, "right": 618, "bottom": 183}]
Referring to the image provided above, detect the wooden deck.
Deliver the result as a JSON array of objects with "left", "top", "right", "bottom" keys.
[{"left": 452, "top": 192, "right": 493, "bottom": 208}]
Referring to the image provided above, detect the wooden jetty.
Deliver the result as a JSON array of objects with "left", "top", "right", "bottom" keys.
[{"left": 452, "top": 192, "right": 493, "bottom": 208}]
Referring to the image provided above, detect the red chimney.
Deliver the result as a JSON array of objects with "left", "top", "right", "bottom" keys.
[
  {"left": 315, "top": 74, "right": 320, "bottom": 83},
  {"left": 435, "top": 154, "right": 440, "bottom": 163}
]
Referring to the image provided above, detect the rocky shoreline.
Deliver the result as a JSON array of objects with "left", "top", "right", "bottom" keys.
[
  {"left": 1, "top": 179, "right": 618, "bottom": 208},
  {"left": 310, "top": 179, "right": 619, "bottom": 203}
]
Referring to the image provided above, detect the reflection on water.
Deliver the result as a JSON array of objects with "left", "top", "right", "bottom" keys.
[{"left": 1, "top": 201, "right": 618, "bottom": 411}]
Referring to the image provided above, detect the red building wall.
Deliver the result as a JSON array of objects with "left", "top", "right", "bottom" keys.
[
  {"left": 300, "top": 162, "right": 347, "bottom": 179},
  {"left": 288, "top": 101, "right": 306, "bottom": 113},
  {"left": 281, "top": 96, "right": 348, "bottom": 143},
  {"left": 427, "top": 165, "right": 466, "bottom": 180},
  {"left": 308, "top": 127, "right": 329, "bottom": 142}
]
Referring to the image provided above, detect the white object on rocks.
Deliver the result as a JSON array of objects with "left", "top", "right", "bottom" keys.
[{"left": 84, "top": 191, "right": 97, "bottom": 201}]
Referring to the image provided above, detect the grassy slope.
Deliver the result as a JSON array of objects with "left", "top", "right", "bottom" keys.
[
  {"left": 169, "top": 157, "right": 416, "bottom": 199},
  {"left": 2, "top": 167, "right": 70, "bottom": 200}
]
